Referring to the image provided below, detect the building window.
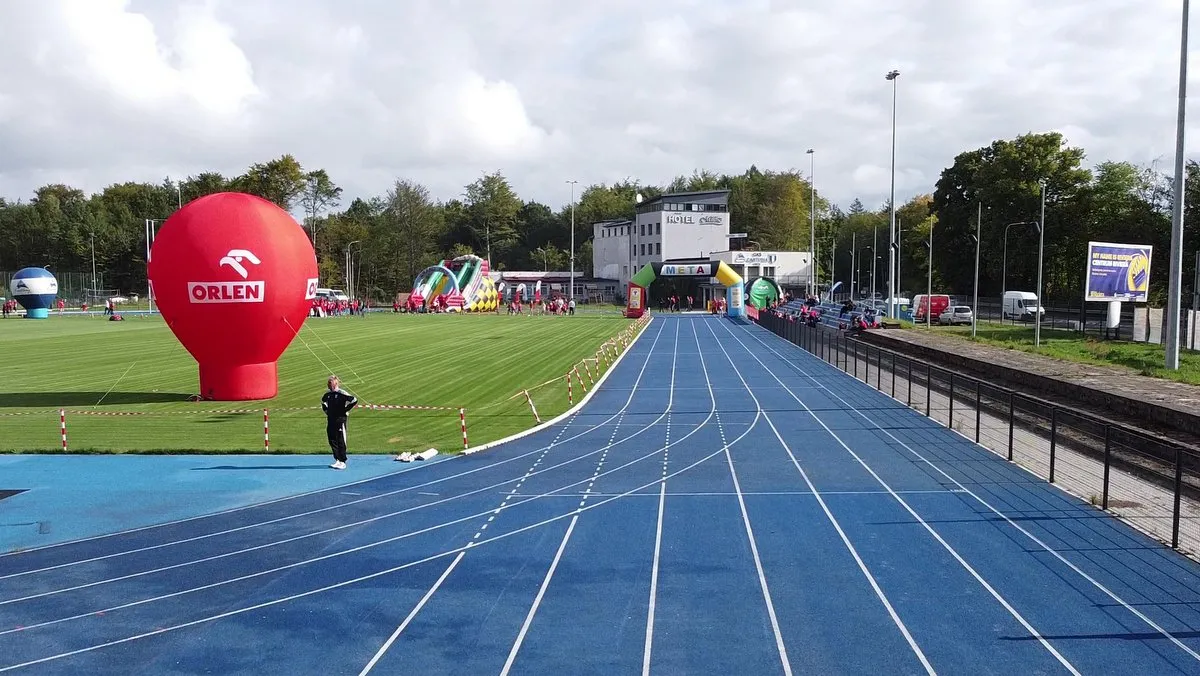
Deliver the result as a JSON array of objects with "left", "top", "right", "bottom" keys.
[
  {"left": 641, "top": 224, "right": 645, "bottom": 236},
  {"left": 763, "top": 266, "right": 776, "bottom": 278},
  {"left": 655, "top": 242, "right": 661, "bottom": 255},
  {"left": 656, "top": 223, "right": 661, "bottom": 234},
  {"left": 641, "top": 244, "right": 646, "bottom": 256}
]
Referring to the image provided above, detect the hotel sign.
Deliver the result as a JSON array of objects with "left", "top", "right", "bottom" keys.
[{"left": 665, "top": 213, "right": 728, "bottom": 226}]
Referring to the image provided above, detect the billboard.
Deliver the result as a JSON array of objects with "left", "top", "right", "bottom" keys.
[{"left": 1085, "top": 241, "right": 1152, "bottom": 302}]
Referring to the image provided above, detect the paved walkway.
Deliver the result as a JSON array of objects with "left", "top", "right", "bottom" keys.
[{"left": 866, "top": 328, "right": 1200, "bottom": 447}]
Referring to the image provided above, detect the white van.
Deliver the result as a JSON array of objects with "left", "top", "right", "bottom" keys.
[{"left": 1003, "top": 291, "right": 1045, "bottom": 322}]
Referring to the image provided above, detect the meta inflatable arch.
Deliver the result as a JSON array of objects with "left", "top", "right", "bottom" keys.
[{"left": 625, "top": 260, "right": 744, "bottom": 318}]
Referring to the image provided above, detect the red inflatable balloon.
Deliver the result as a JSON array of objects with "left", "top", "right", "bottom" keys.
[{"left": 147, "top": 193, "right": 318, "bottom": 400}]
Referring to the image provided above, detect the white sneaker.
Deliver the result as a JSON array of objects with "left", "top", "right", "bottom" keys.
[{"left": 331, "top": 461, "right": 346, "bottom": 470}]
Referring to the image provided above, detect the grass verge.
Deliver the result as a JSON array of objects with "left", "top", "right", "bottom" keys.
[
  {"left": 0, "top": 312, "right": 635, "bottom": 454},
  {"left": 926, "top": 321, "right": 1200, "bottom": 385}
]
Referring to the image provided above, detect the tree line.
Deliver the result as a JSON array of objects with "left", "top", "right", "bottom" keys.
[{"left": 1, "top": 132, "right": 1196, "bottom": 303}]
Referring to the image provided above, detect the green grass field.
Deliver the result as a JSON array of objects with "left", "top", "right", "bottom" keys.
[
  {"left": 0, "top": 313, "right": 635, "bottom": 454},
  {"left": 931, "top": 321, "right": 1200, "bottom": 385}
]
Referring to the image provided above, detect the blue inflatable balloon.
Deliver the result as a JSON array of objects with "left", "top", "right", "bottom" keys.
[{"left": 10, "top": 267, "right": 58, "bottom": 319}]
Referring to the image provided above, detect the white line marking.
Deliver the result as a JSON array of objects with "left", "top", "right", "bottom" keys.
[
  {"left": 2, "top": 331, "right": 680, "bottom": 604},
  {"left": 643, "top": 317, "right": 682, "bottom": 675},
  {"left": 0, "top": 396, "right": 762, "bottom": 673},
  {"left": 698, "top": 320, "right": 793, "bottom": 675},
  {"left": 719, "top": 319, "right": 1080, "bottom": 675},
  {"left": 748, "top": 325, "right": 1200, "bottom": 663},
  {"left": 499, "top": 515, "right": 579, "bottom": 675},
  {"left": 358, "top": 551, "right": 465, "bottom": 675},
  {"left": 353, "top": 321, "right": 671, "bottom": 670},
  {"left": 643, "top": 481, "right": 667, "bottom": 676},
  {"left": 0, "top": 321, "right": 667, "bottom": 577}
]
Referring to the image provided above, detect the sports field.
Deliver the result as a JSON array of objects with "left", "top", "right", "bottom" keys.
[{"left": 0, "top": 312, "right": 632, "bottom": 454}]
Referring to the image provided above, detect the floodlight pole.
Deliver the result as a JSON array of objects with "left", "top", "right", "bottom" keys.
[
  {"left": 1035, "top": 181, "right": 1046, "bottom": 347},
  {"left": 807, "top": 149, "right": 816, "bottom": 296},
  {"left": 886, "top": 69, "right": 900, "bottom": 319},
  {"left": 567, "top": 180, "right": 578, "bottom": 302},
  {"left": 1166, "top": 0, "right": 1190, "bottom": 370}
]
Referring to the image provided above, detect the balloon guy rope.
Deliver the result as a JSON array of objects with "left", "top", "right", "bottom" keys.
[
  {"left": 93, "top": 362, "right": 137, "bottom": 408},
  {"left": 281, "top": 315, "right": 373, "bottom": 404},
  {"left": 289, "top": 315, "right": 371, "bottom": 387}
]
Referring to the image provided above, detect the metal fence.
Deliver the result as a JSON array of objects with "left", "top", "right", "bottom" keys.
[{"left": 757, "top": 312, "right": 1200, "bottom": 556}]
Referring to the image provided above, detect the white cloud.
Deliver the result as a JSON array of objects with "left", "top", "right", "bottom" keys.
[{"left": 0, "top": 0, "right": 1196, "bottom": 215}]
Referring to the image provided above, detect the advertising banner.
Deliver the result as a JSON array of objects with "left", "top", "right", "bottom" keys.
[{"left": 1085, "top": 242, "right": 1152, "bottom": 302}]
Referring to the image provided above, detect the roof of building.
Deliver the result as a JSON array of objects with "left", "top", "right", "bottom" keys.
[{"left": 639, "top": 189, "right": 730, "bottom": 208}]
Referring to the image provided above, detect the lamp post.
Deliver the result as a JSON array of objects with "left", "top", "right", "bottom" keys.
[
  {"left": 925, "top": 217, "right": 933, "bottom": 329},
  {"left": 850, "top": 232, "right": 857, "bottom": 297},
  {"left": 566, "top": 180, "right": 578, "bottom": 302},
  {"left": 345, "top": 240, "right": 361, "bottom": 301},
  {"left": 807, "top": 149, "right": 816, "bottom": 296},
  {"left": 829, "top": 237, "right": 835, "bottom": 299},
  {"left": 872, "top": 225, "right": 878, "bottom": 300},
  {"left": 859, "top": 246, "right": 874, "bottom": 301},
  {"left": 1166, "top": 0, "right": 1190, "bottom": 370},
  {"left": 895, "top": 216, "right": 902, "bottom": 306},
  {"left": 89, "top": 230, "right": 97, "bottom": 299},
  {"left": 973, "top": 202, "right": 982, "bottom": 337},
  {"left": 1035, "top": 181, "right": 1046, "bottom": 347},
  {"left": 1001, "top": 221, "right": 1037, "bottom": 320},
  {"left": 886, "top": 69, "right": 900, "bottom": 319}
]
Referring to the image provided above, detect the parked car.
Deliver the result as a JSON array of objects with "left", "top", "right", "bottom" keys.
[{"left": 939, "top": 305, "right": 973, "bottom": 326}]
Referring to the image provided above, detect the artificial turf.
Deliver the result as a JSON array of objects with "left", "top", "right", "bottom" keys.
[{"left": 0, "top": 311, "right": 634, "bottom": 454}]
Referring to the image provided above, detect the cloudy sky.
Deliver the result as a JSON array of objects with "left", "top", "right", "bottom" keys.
[{"left": 0, "top": 0, "right": 1192, "bottom": 212}]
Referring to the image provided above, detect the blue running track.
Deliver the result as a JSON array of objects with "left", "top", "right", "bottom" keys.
[{"left": 3, "top": 315, "right": 1200, "bottom": 674}]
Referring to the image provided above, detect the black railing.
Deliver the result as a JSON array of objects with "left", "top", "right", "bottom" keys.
[{"left": 756, "top": 311, "right": 1200, "bottom": 554}]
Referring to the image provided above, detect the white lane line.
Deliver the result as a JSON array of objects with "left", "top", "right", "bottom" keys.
[
  {"left": 643, "top": 319, "right": 683, "bottom": 676},
  {"left": 356, "top": 321, "right": 673, "bottom": 671},
  {"left": 2, "top": 330, "right": 676, "bottom": 604},
  {"left": 358, "top": 551, "right": 465, "bottom": 676},
  {"left": 499, "top": 515, "right": 580, "bottom": 676},
  {"left": 747, "top": 325, "right": 1200, "bottom": 664},
  {"left": 698, "top": 319, "right": 795, "bottom": 675},
  {"left": 718, "top": 319, "right": 1080, "bottom": 675},
  {"left": 0, "top": 322, "right": 670, "bottom": 580},
  {"left": 0, "top": 389, "right": 764, "bottom": 674},
  {"left": 643, "top": 480, "right": 667, "bottom": 676},
  {"left": 706, "top": 319, "right": 939, "bottom": 673}
]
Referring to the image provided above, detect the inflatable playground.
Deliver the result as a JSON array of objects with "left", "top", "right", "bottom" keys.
[{"left": 407, "top": 254, "right": 499, "bottom": 312}]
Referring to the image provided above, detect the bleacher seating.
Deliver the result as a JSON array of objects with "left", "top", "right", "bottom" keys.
[{"left": 763, "top": 298, "right": 881, "bottom": 332}]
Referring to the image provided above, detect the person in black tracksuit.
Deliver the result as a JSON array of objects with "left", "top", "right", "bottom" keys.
[{"left": 321, "top": 376, "right": 358, "bottom": 469}]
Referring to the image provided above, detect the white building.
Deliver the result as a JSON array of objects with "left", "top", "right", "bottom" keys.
[
  {"left": 592, "top": 190, "right": 733, "bottom": 288},
  {"left": 710, "top": 250, "right": 813, "bottom": 288}
]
